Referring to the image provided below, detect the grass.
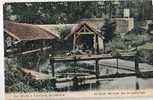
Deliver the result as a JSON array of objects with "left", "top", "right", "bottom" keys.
[{"left": 138, "top": 42, "right": 153, "bottom": 50}]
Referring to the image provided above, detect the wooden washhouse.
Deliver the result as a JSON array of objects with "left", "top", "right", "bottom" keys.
[{"left": 64, "top": 22, "right": 104, "bottom": 54}]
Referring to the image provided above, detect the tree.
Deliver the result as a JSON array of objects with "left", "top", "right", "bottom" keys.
[
  {"left": 101, "top": 18, "right": 116, "bottom": 43},
  {"left": 59, "top": 26, "right": 71, "bottom": 40},
  {"left": 4, "top": 1, "right": 119, "bottom": 24},
  {"left": 4, "top": 2, "right": 95, "bottom": 24}
]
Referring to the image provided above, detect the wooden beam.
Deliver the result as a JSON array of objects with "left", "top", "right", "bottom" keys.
[
  {"left": 95, "top": 60, "right": 99, "bottom": 78},
  {"left": 8, "top": 46, "right": 52, "bottom": 56},
  {"left": 73, "top": 34, "right": 76, "bottom": 50},
  {"left": 84, "top": 25, "right": 92, "bottom": 32},
  {"left": 83, "top": 25, "right": 86, "bottom": 32},
  {"left": 96, "top": 34, "right": 99, "bottom": 54},
  {"left": 4, "top": 29, "right": 21, "bottom": 41},
  {"left": 93, "top": 33, "right": 97, "bottom": 54},
  {"left": 135, "top": 54, "right": 140, "bottom": 77},
  {"left": 50, "top": 56, "right": 55, "bottom": 77},
  {"left": 52, "top": 53, "right": 134, "bottom": 63}
]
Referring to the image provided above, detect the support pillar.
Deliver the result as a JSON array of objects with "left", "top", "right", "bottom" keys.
[
  {"left": 73, "top": 34, "right": 76, "bottom": 50},
  {"left": 136, "top": 79, "right": 140, "bottom": 90},
  {"left": 135, "top": 53, "right": 140, "bottom": 77},
  {"left": 73, "top": 56, "right": 77, "bottom": 73},
  {"left": 96, "top": 35, "right": 100, "bottom": 54},
  {"left": 50, "top": 55, "right": 55, "bottom": 77},
  {"left": 95, "top": 60, "right": 100, "bottom": 78},
  {"left": 93, "top": 34, "right": 96, "bottom": 54},
  {"left": 116, "top": 58, "right": 119, "bottom": 74},
  {"left": 51, "top": 61, "right": 55, "bottom": 77}
]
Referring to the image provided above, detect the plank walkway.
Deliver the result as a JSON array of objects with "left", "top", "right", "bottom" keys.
[
  {"left": 7, "top": 46, "right": 52, "bottom": 57},
  {"left": 21, "top": 67, "right": 153, "bottom": 90},
  {"left": 51, "top": 53, "right": 135, "bottom": 63},
  {"left": 99, "top": 63, "right": 135, "bottom": 72},
  {"left": 21, "top": 68, "right": 54, "bottom": 80}
]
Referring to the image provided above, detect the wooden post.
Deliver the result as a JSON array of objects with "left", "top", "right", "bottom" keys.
[
  {"left": 50, "top": 55, "right": 55, "bottom": 77},
  {"left": 95, "top": 60, "right": 100, "bottom": 78},
  {"left": 51, "top": 60, "right": 55, "bottom": 77},
  {"left": 73, "top": 34, "right": 76, "bottom": 50},
  {"left": 135, "top": 52, "right": 140, "bottom": 77},
  {"left": 116, "top": 58, "right": 119, "bottom": 74},
  {"left": 136, "top": 79, "right": 140, "bottom": 90},
  {"left": 96, "top": 34, "right": 99, "bottom": 54},
  {"left": 73, "top": 56, "right": 77, "bottom": 73},
  {"left": 72, "top": 76, "right": 78, "bottom": 90},
  {"left": 93, "top": 34, "right": 96, "bottom": 54}
]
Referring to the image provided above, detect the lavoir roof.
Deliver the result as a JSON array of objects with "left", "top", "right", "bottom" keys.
[{"left": 4, "top": 20, "right": 59, "bottom": 41}]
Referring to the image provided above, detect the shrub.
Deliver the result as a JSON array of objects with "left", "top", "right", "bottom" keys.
[
  {"left": 59, "top": 26, "right": 71, "bottom": 40},
  {"left": 9, "top": 82, "right": 35, "bottom": 93},
  {"left": 5, "top": 64, "right": 23, "bottom": 86}
]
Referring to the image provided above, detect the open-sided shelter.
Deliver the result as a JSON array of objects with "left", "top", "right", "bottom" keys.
[
  {"left": 64, "top": 22, "right": 104, "bottom": 54},
  {"left": 4, "top": 20, "right": 59, "bottom": 55}
]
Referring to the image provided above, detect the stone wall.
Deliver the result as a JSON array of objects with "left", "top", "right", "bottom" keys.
[{"left": 113, "top": 18, "right": 134, "bottom": 34}]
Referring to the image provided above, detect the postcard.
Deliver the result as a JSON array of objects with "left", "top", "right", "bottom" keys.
[{"left": 2, "top": 0, "right": 153, "bottom": 100}]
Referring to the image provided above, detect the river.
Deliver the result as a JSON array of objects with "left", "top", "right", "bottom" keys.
[{"left": 39, "top": 58, "right": 153, "bottom": 91}]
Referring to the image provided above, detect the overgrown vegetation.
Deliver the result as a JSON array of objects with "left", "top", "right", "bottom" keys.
[
  {"left": 16, "top": 53, "right": 49, "bottom": 70},
  {"left": 4, "top": 1, "right": 152, "bottom": 24},
  {"left": 5, "top": 58, "right": 56, "bottom": 93},
  {"left": 59, "top": 26, "right": 71, "bottom": 40},
  {"left": 105, "top": 26, "right": 153, "bottom": 64},
  {"left": 101, "top": 18, "right": 116, "bottom": 43},
  {"left": 5, "top": 62, "right": 34, "bottom": 92}
]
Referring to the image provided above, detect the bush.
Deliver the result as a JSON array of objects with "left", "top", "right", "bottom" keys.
[
  {"left": 105, "top": 36, "right": 126, "bottom": 53},
  {"left": 16, "top": 53, "right": 49, "bottom": 71},
  {"left": 101, "top": 18, "right": 116, "bottom": 43},
  {"left": 8, "top": 82, "right": 35, "bottom": 93},
  {"left": 59, "top": 26, "right": 71, "bottom": 40},
  {"left": 5, "top": 64, "right": 23, "bottom": 86},
  {"left": 138, "top": 49, "right": 153, "bottom": 64}
]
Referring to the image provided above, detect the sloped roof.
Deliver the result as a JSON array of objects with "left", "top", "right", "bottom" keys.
[
  {"left": 80, "top": 18, "right": 105, "bottom": 30},
  {"left": 4, "top": 21, "right": 59, "bottom": 41},
  {"left": 64, "top": 22, "right": 104, "bottom": 40},
  {"left": 37, "top": 24, "right": 76, "bottom": 38},
  {"left": 37, "top": 23, "right": 103, "bottom": 40},
  {"left": 4, "top": 20, "right": 103, "bottom": 42}
]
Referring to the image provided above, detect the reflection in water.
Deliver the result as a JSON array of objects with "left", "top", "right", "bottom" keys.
[
  {"left": 56, "top": 80, "right": 101, "bottom": 91},
  {"left": 136, "top": 78, "right": 140, "bottom": 90},
  {"left": 40, "top": 59, "right": 153, "bottom": 91},
  {"left": 55, "top": 77, "right": 153, "bottom": 91}
]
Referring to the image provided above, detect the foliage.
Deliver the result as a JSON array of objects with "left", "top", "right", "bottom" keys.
[
  {"left": 148, "top": 23, "right": 153, "bottom": 35},
  {"left": 138, "top": 42, "right": 153, "bottom": 50},
  {"left": 106, "top": 27, "right": 150, "bottom": 51},
  {"left": 138, "top": 49, "right": 153, "bottom": 64},
  {"left": 111, "top": 49, "right": 121, "bottom": 58},
  {"left": 5, "top": 63, "right": 23, "bottom": 86},
  {"left": 101, "top": 18, "right": 116, "bottom": 43},
  {"left": 4, "top": 1, "right": 152, "bottom": 24},
  {"left": 5, "top": 63, "right": 34, "bottom": 92},
  {"left": 59, "top": 26, "right": 71, "bottom": 40},
  {"left": 124, "top": 27, "right": 150, "bottom": 47},
  {"left": 4, "top": 2, "right": 105, "bottom": 24},
  {"left": 16, "top": 53, "right": 49, "bottom": 70},
  {"left": 129, "top": 27, "right": 146, "bottom": 34},
  {"left": 4, "top": 63, "right": 33, "bottom": 92},
  {"left": 105, "top": 25, "right": 153, "bottom": 65},
  {"left": 5, "top": 61, "right": 56, "bottom": 92},
  {"left": 9, "top": 82, "right": 35, "bottom": 92},
  {"left": 106, "top": 36, "right": 125, "bottom": 50}
]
